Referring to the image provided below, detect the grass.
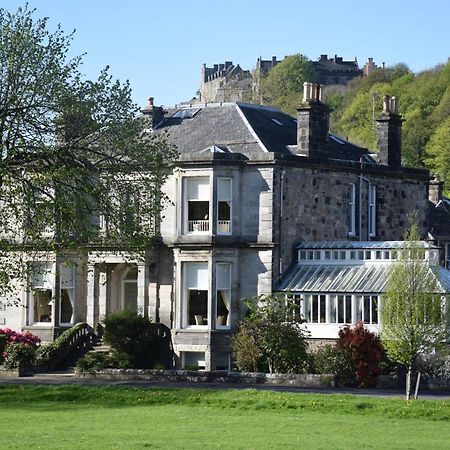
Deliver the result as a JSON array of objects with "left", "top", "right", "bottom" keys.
[{"left": 1, "top": 385, "right": 450, "bottom": 449}]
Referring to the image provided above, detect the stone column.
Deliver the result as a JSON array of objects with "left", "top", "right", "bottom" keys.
[
  {"left": 51, "top": 257, "right": 61, "bottom": 328},
  {"left": 137, "top": 264, "right": 149, "bottom": 317},
  {"left": 86, "top": 264, "right": 99, "bottom": 328},
  {"left": 98, "top": 265, "right": 109, "bottom": 323}
]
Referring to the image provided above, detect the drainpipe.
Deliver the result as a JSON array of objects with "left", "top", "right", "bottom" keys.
[
  {"left": 279, "top": 168, "right": 286, "bottom": 277},
  {"left": 358, "top": 159, "right": 371, "bottom": 241}
]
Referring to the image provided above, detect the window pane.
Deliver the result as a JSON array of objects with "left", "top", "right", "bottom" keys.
[
  {"left": 337, "top": 295, "right": 344, "bottom": 323},
  {"left": 319, "top": 295, "right": 326, "bottom": 323},
  {"left": 187, "top": 178, "right": 209, "bottom": 200},
  {"left": 303, "top": 295, "right": 311, "bottom": 322},
  {"left": 217, "top": 178, "right": 232, "bottom": 201},
  {"left": 123, "top": 282, "right": 137, "bottom": 311},
  {"left": 345, "top": 295, "right": 352, "bottom": 324},
  {"left": 356, "top": 296, "right": 362, "bottom": 322},
  {"left": 371, "top": 296, "right": 378, "bottom": 324},
  {"left": 187, "top": 289, "right": 208, "bottom": 325},
  {"left": 60, "top": 289, "right": 74, "bottom": 323},
  {"left": 185, "top": 263, "right": 208, "bottom": 290},
  {"left": 216, "top": 263, "right": 231, "bottom": 328},
  {"left": 33, "top": 289, "right": 52, "bottom": 323},
  {"left": 312, "top": 295, "right": 318, "bottom": 323},
  {"left": 216, "top": 263, "right": 230, "bottom": 289},
  {"left": 216, "top": 290, "right": 230, "bottom": 327},
  {"left": 363, "top": 295, "right": 371, "bottom": 324},
  {"left": 330, "top": 295, "right": 337, "bottom": 323}
]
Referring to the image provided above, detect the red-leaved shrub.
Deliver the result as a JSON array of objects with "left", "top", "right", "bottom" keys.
[{"left": 336, "top": 322, "right": 384, "bottom": 388}]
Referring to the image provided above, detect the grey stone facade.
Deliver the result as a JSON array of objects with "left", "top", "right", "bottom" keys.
[{"left": 1, "top": 86, "right": 439, "bottom": 371}]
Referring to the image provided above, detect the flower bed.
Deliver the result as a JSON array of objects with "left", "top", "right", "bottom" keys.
[{"left": 0, "top": 328, "right": 40, "bottom": 374}]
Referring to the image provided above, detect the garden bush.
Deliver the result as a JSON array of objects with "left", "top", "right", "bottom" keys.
[
  {"left": 416, "top": 352, "right": 450, "bottom": 380},
  {"left": 232, "top": 295, "right": 309, "bottom": 374},
  {"left": 0, "top": 334, "right": 7, "bottom": 364},
  {"left": 76, "top": 352, "right": 115, "bottom": 374},
  {"left": 2, "top": 342, "right": 37, "bottom": 370},
  {"left": 0, "top": 328, "right": 40, "bottom": 370},
  {"left": 103, "top": 310, "right": 167, "bottom": 369},
  {"left": 336, "top": 322, "right": 384, "bottom": 388},
  {"left": 311, "top": 344, "right": 355, "bottom": 386}
]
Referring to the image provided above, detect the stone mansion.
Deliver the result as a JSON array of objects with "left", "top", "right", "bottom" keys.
[{"left": 1, "top": 83, "right": 449, "bottom": 371}]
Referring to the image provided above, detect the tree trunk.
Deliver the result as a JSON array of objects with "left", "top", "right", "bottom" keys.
[
  {"left": 414, "top": 372, "right": 421, "bottom": 400},
  {"left": 406, "top": 367, "right": 412, "bottom": 400}
]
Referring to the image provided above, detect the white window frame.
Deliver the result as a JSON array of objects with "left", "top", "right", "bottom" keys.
[
  {"left": 369, "top": 185, "right": 376, "bottom": 237},
  {"left": 217, "top": 178, "right": 232, "bottom": 235},
  {"left": 182, "top": 262, "right": 209, "bottom": 329},
  {"left": 60, "top": 263, "right": 76, "bottom": 326},
  {"left": 183, "top": 177, "right": 211, "bottom": 235},
  {"left": 215, "top": 262, "right": 231, "bottom": 329},
  {"left": 121, "top": 266, "right": 138, "bottom": 313},
  {"left": 348, "top": 183, "right": 356, "bottom": 236},
  {"left": 28, "top": 262, "right": 54, "bottom": 326}
]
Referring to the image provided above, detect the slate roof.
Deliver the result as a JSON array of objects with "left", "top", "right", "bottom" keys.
[{"left": 156, "top": 102, "right": 372, "bottom": 162}]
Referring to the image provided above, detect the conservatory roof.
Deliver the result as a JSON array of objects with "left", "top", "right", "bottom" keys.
[
  {"left": 296, "top": 241, "right": 439, "bottom": 250},
  {"left": 276, "top": 263, "right": 450, "bottom": 294}
]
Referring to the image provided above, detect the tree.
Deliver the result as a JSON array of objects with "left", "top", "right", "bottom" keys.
[
  {"left": 0, "top": 6, "right": 176, "bottom": 296},
  {"left": 258, "top": 54, "right": 315, "bottom": 115},
  {"left": 232, "top": 294, "right": 309, "bottom": 374},
  {"left": 425, "top": 117, "right": 450, "bottom": 194},
  {"left": 381, "top": 223, "right": 449, "bottom": 399}
]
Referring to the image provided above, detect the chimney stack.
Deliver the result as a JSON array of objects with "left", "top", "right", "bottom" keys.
[
  {"left": 429, "top": 176, "right": 443, "bottom": 204},
  {"left": 296, "top": 82, "right": 329, "bottom": 158},
  {"left": 141, "top": 96, "right": 165, "bottom": 131},
  {"left": 375, "top": 95, "right": 402, "bottom": 167}
]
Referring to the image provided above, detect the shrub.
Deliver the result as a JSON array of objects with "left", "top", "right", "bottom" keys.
[
  {"left": 417, "top": 352, "right": 450, "bottom": 380},
  {"left": 0, "top": 328, "right": 41, "bottom": 347},
  {"left": 0, "top": 329, "right": 40, "bottom": 369},
  {"left": 311, "top": 344, "right": 355, "bottom": 386},
  {"left": 336, "top": 322, "right": 384, "bottom": 388},
  {"left": 103, "top": 310, "right": 159, "bottom": 369},
  {"left": 0, "top": 334, "right": 7, "bottom": 364},
  {"left": 231, "top": 295, "right": 309, "bottom": 374},
  {"left": 2, "top": 342, "right": 37, "bottom": 370},
  {"left": 76, "top": 352, "right": 114, "bottom": 374},
  {"left": 232, "top": 322, "right": 263, "bottom": 372}
]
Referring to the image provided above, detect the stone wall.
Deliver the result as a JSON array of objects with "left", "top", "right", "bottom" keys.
[{"left": 272, "top": 164, "right": 429, "bottom": 279}]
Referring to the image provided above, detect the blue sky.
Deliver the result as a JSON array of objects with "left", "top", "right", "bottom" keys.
[{"left": 2, "top": 0, "right": 449, "bottom": 109}]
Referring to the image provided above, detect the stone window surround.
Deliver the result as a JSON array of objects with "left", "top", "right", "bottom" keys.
[
  {"left": 174, "top": 249, "right": 236, "bottom": 331},
  {"left": 177, "top": 169, "right": 235, "bottom": 237},
  {"left": 26, "top": 258, "right": 76, "bottom": 328}
]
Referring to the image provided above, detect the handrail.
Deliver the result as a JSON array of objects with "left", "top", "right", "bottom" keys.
[{"left": 37, "top": 322, "right": 94, "bottom": 370}]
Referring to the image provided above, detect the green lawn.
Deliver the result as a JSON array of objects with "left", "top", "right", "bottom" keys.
[{"left": 1, "top": 385, "right": 450, "bottom": 449}]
